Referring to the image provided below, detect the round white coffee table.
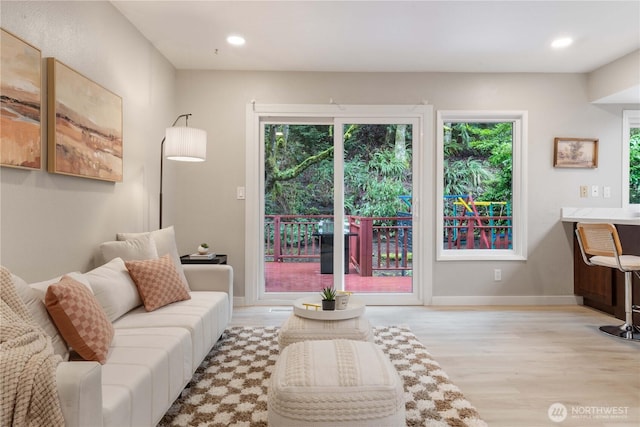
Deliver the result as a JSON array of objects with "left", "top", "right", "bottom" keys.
[{"left": 293, "top": 296, "right": 365, "bottom": 320}]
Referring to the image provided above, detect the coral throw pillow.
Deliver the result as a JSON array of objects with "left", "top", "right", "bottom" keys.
[
  {"left": 125, "top": 254, "right": 191, "bottom": 311},
  {"left": 45, "top": 275, "right": 114, "bottom": 364}
]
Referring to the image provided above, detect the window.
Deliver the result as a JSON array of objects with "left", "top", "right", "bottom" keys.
[
  {"left": 436, "top": 111, "right": 527, "bottom": 260},
  {"left": 623, "top": 110, "right": 640, "bottom": 207}
]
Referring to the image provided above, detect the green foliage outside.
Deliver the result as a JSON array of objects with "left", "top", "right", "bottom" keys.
[
  {"left": 443, "top": 122, "right": 513, "bottom": 207},
  {"left": 630, "top": 128, "right": 640, "bottom": 204},
  {"left": 264, "top": 124, "right": 412, "bottom": 219},
  {"left": 262, "top": 119, "right": 639, "bottom": 254},
  {"left": 264, "top": 121, "right": 514, "bottom": 220},
  {"left": 381, "top": 252, "right": 413, "bottom": 261}
]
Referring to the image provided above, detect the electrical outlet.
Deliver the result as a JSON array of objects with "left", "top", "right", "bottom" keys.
[
  {"left": 494, "top": 269, "right": 502, "bottom": 281},
  {"left": 580, "top": 186, "right": 588, "bottom": 198},
  {"left": 603, "top": 186, "right": 611, "bottom": 198},
  {"left": 591, "top": 185, "right": 599, "bottom": 198}
]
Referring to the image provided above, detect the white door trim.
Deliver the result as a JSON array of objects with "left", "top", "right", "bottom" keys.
[{"left": 245, "top": 104, "right": 433, "bottom": 306}]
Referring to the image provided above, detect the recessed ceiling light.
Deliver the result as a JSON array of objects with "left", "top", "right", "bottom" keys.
[
  {"left": 551, "top": 37, "right": 573, "bottom": 49},
  {"left": 227, "top": 35, "right": 246, "bottom": 46}
]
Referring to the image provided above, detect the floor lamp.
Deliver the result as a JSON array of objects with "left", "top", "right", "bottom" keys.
[{"left": 160, "top": 113, "right": 207, "bottom": 228}]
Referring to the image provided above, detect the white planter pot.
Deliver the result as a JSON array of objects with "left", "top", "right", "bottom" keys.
[{"left": 335, "top": 294, "right": 350, "bottom": 310}]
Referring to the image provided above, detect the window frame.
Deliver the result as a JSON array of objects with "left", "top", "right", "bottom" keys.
[
  {"left": 436, "top": 110, "right": 528, "bottom": 261},
  {"left": 622, "top": 110, "right": 640, "bottom": 208}
]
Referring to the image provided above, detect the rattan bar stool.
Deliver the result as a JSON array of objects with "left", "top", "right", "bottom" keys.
[{"left": 575, "top": 222, "right": 640, "bottom": 341}]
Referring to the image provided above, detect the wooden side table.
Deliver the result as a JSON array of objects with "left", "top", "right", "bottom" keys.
[{"left": 180, "top": 254, "right": 227, "bottom": 265}]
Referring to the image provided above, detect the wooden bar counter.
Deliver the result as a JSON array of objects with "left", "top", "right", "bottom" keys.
[{"left": 561, "top": 208, "right": 640, "bottom": 324}]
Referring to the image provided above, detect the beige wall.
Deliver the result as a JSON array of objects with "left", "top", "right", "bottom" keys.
[
  {"left": 588, "top": 49, "right": 640, "bottom": 103},
  {"left": 0, "top": 1, "right": 176, "bottom": 281},
  {"left": 2, "top": 2, "right": 638, "bottom": 302},
  {"left": 173, "top": 71, "right": 639, "bottom": 301}
]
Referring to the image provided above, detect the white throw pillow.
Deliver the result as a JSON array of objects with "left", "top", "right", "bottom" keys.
[
  {"left": 100, "top": 234, "right": 158, "bottom": 264},
  {"left": 13, "top": 273, "right": 70, "bottom": 359},
  {"left": 29, "top": 272, "right": 92, "bottom": 301},
  {"left": 117, "top": 226, "right": 189, "bottom": 289},
  {"left": 85, "top": 257, "right": 143, "bottom": 322}
]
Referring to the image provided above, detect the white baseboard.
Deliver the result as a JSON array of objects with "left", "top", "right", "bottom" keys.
[
  {"left": 234, "top": 295, "right": 583, "bottom": 307},
  {"left": 430, "top": 295, "right": 583, "bottom": 306}
]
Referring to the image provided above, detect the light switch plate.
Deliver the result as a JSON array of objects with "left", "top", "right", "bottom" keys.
[
  {"left": 236, "top": 186, "right": 246, "bottom": 200},
  {"left": 591, "top": 185, "right": 599, "bottom": 198}
]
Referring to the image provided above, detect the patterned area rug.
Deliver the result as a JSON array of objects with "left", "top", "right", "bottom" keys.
[{"left": 159, "top": 326, "right": 487, "bottom": 427}]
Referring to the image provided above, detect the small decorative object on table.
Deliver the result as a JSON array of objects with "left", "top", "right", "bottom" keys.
[
  {"left": 320, "top": 286, "right": 336, "bottom": 311},
  {"left": 197, "top": 243, "right": 209, "bottom": 255},
  {"left": 335, "top": 291, "right": 352, "bottom": 310}
]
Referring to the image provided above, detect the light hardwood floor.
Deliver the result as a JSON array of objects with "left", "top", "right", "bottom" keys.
[{"left": 230, "top": 304, "right": 639, "bottom": 427}]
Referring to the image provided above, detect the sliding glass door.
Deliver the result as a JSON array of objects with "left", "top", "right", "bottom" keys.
[
  {"left": 246, "top": 104, "right": 430, "bottom": 306},
  {"left": 338, "top": 120, "right": 414, "bottom": 294},
  {"left": 263, "top": 123, "right": 336, "bottom": 293}
]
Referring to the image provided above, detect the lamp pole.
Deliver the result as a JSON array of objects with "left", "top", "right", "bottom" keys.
[{"left": 160, "top": 113, "right": 192, "bottom": 229}]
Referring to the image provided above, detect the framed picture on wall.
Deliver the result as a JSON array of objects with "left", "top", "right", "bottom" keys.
[
  {"left": 47, "top": 58, "right": 123, "bottom": 182},
  {"left": 1, "top": 28, "right": 42, "bottom": 170},
  {"left": 553, "top": 137, "right": 598, "bottom": 168}
]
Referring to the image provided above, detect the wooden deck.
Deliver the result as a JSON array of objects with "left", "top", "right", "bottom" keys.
[{"left": 264, "top": 261, "right": 412, "bottom": 293}]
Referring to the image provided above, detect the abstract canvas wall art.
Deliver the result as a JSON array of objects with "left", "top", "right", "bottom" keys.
[
  {"left": 0, "top": 29, "right": 42, "bottom": 170},
  {"left": 47, "top": 58, "right": 123, "bottom": 182}
]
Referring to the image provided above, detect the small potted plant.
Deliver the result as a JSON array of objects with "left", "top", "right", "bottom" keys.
[
  {"left": 197, "top": 243, "right": 209, "bottom": 255},
  {"left": 320, "top": 286, "right": 336, "bottom": 311}
]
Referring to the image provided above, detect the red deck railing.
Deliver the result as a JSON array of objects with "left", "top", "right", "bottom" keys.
[
  {"left": 265, "top": 213, "right": 512, "bottom": 276},
  {"left": 443, "top": 215, "right": 512, "bottom": 249},
  {"left": 265, "top": 215, "right": 329, "bottom": 262},
  {"left": 351, "top": 217, "right": 412, "bottom": 276}
]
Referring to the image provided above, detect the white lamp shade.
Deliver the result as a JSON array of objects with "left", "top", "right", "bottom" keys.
[{"left": 165, "top": 126, "right": 207, "bottom": 161}]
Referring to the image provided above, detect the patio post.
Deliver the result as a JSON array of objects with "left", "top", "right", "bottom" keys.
[
  {"left": 359, "top": 217, "right": 373, "bottom": 276},
  {"left": 274, "top": 215, "right": 282, "bottom": 262}
]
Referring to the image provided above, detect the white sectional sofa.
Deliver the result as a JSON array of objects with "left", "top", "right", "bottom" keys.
[{"left": 7, "top": 227, "right": 233, "bottom": 427}]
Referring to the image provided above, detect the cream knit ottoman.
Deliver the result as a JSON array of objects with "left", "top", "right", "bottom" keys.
[
  {"left": 268, "top": 339, "right": 406, "bottom": 427},
  {"left": 278, "top": 313, "right": 374, "bottom": 350}
]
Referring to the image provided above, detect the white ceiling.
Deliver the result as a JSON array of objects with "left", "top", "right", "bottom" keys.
[{"left": 112, "top": 0, "right": 640, "bottom": 74}]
